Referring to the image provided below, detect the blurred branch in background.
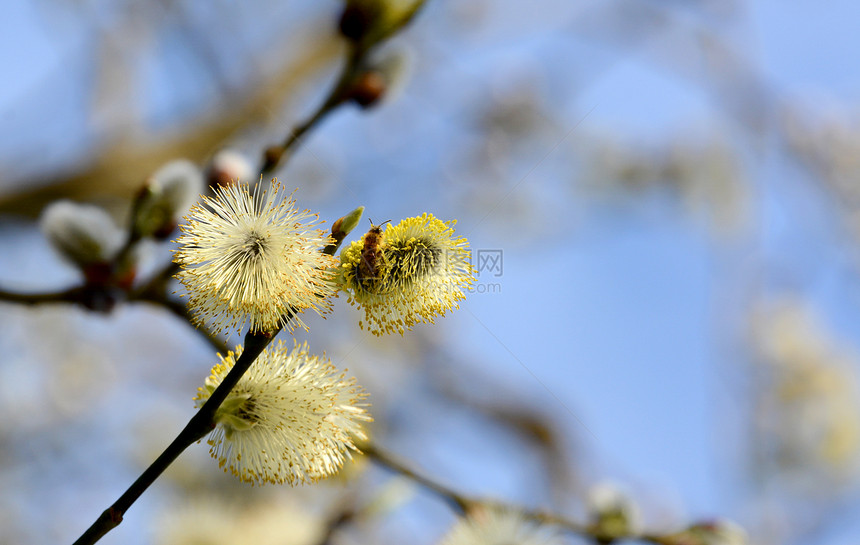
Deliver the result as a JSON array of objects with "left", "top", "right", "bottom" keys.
[
  {"left": 575, "top": 130, "right": 750, "bottom": 234},
  {"left": 567, "top": 0, "right": 770, "bottom": 136},
  {"left": 0, "top": 8, "right": 339, "bottom": 216},
  {"left": 750, "top": 300, "right": 860, "bottom": 543},
  {"left": 781, "top": 105, "right": 860, "bottom": 271},
  {"left": 417, "top": 337, "right": 585, "bottom": 509}
]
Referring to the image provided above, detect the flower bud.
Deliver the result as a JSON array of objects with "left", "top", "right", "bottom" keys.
[
  {"left": 350, "top": 70, "right": 387, "bottom": 108},
  {"left": 332, "top": 206, "right": 365, "bottom": 239},
  {"left": 135, "top": 159, "right": 204, "bottom": 239},
  {"left": 338, "top": 0, "right": 426, "bottom": 47},
  {"left": 338, "top": 1, "right": 380, "bottom": 42},
  {"left": 207, "top": 149, "right": 254, "bottom": 188},
  {"left": 40, "top": 200, "right": 125, "bottom": 269},
  {"left": 375, "top": 48, "right": 412, "bottom": 101},
  {"left": 349, "top": 49, "right": 412, "bottom": 109},
  {"left": 682, "top": 520, "right": 748, "bottom": 545},
  {"left": 586, "top": 481, "right": 641, "bottom": 538}
]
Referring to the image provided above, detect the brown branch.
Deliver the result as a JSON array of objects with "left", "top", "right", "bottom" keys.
[
  {"left": 0, "top": 262, "right": 229, "bottom": 354},
  {"left": 129, "top": 289, "right": 229, "bottom": 354},
  {"left": 0, "top": 24, "right": 341, "bottom": 217},
  {"left": 362, "top": 442, "right": 471, "bottom": 514},
  {"left": 363, "top": 442, "right": 675, "bottom": 544},
  {"left": 72, "top": 328, "right": 278, "bottom": 545},
  {"left": 0, "top": 286, "right": 83, "bottom": 306},
  {"left": 70, "top": 203, "right": 361, "bottom": 544},
  {"left": 260, "top": 45, "right": 366, "bottom": 176}
]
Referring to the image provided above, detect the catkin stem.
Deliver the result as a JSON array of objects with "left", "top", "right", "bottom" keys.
[
  {"left": 71, "top": 329, "right": 277, "bottom": 545},
  {"left": 260, "top": 45, "right": 366, "bottom": 176}
]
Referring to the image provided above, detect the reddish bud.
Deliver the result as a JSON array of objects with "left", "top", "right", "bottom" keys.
[
  {"left": 350, "top": 70, "right": 387, "bottom": 108},
  {"left": 206, "top": 149, "right": 252, "bottom": 189},
  {"left": 331, "top": 217, "right": 344, "bottom": 237},
  {"left": 208, "top": 168, "right": 236, "bottom": 189}
]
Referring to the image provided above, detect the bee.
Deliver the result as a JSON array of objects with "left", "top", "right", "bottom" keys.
[{"left": 357, "top": 219, "right": 390, "bottom": 287}]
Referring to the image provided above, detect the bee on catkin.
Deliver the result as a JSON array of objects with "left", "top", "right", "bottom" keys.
[
  {"left": 356, "top": 219, "right": 390, "bottom": 288},
  {"left": 337, "top": 213, "right": 476, "bottom": 335}
]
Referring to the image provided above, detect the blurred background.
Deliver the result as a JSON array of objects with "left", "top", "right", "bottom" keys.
[{"left": 2, "top": 0, "right": 860, "bottom": 544}]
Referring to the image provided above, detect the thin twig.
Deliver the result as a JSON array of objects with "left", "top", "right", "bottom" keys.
[
  {"left": 313, "top": 509, "right": 355, "bottom": 545},
  {"left": 260, "top": 45, "right": 366, "bottom": 177},
  {"left": 363, "top": 442, "right": 673, "bottom": 544},
  {"left": 0, "top": 264, "right": 228, "bottom": 353},
  {"left": 127, "top": 262, "right": 229, "bottom": 354},
  {"left": 72, "top": 328, "right": 278, "bottom": 545},
  {"left": 130, "top": 289, "right": 229, "bottom": 354},
  {"left": 0, "top": 286, "right": 83, "bottom": 305},
  {"left": 362, "top": 443, "right": 471, "bottom": 514},
  {"left": 71, "top": 203, "right": 359, "bottom": 544}
]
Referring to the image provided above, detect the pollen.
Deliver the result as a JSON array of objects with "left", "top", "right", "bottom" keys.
[
  {"left": 173, "top": 181, "right": 338, "bottom": 334},
  {"left": 194, "top": 341, "right": 372, "bottom": 485},
  {"left": 337, "top": 213, "right": 476, "bottom": 335}
]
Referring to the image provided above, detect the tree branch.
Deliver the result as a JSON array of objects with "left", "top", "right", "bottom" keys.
[
  {"left": 362, "top": 442, "right": 471, "bottom": 514},
  {"left": 0, "top": 267, "right": 229, "bottom": 355},
  {"left": 0, "top": 26, "right": 341, "bottom": 217},
  {"left": 71, "top": 328, "right": 278, "bottom": 545},
  {"left": 260, "top": 44, "right": 366, "bottom": 176},
  {"left": 363, "top": 442, "right": 674, "bottom": 544},
  {"left": 70, "top": 204, "right": 359, "bottom": 544},
  {"left": 0, "top": 286, "right": 83, "bottom": 306}
]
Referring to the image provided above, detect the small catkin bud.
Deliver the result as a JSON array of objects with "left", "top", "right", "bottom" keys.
[
  {"left": 40, "top": 200, "right": 125, "bottom": 269},
  {"left": 681, "top": 520, "right": 748, "bottom": 545},
  {"left": 349, "top": 49, "right": 412, "bottom": 109},
  {"left": 206, "top": 149, "right": 254, "bottom": 188},
  {"left": 375, "top": 48, "right": 412, "bottom": 101},
  {"left": 334, "top": 206, "right": 366, "bottom": 239},
  {"left": 338, "top": 2, "right": 379, "bottom": 42},
  {"left": 350, "top": 70, "right": 387, "bottom": 108},
  {"left": 339, "top": 0, "right": 426, "bottom": 46},
  {"left": 439, "top": 506, "right": 563, "bottom": 545},
  {"left": 586, "top": 482, "right": 641, "bottom": 538},
  {"left": 135, "top": 159, "right": 204, "bottom": 239}
]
